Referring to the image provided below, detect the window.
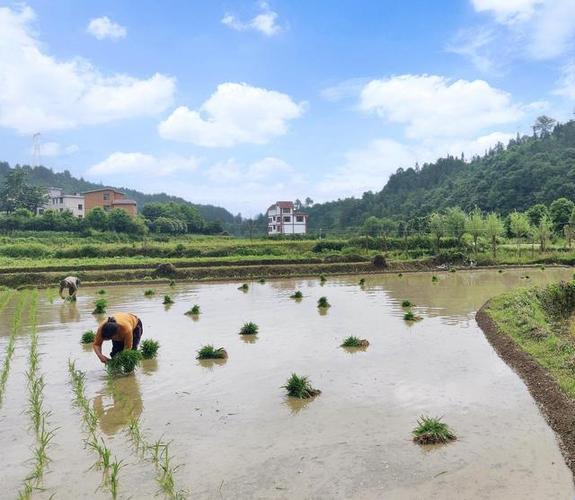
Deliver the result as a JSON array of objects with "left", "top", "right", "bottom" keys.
[
  {"left": 103, "top": 192, "right": 110, "bottom": 201},
  {"left": 268, "top": 217, "right": 273, "bottom": 222},
  {"left": 296, "top": 216, "right": 304, "bottom": 222},
  {"left": 103, "top": 205, "right": 111, "bottom": 211},
  {"left": 59, "top": 197, "right": 64, "bottom": 203},
  {"left": 78, "top": 204, "right": 83, "bottom": 210},
  {"left": 281, "top": 207, "right": 291, "bottom": 214},
  {"left": 283, "top": 216, "right": 291, "bottom": 223},
  {"left": 272, "top": 225, "right": 276, "bottom": 231}
]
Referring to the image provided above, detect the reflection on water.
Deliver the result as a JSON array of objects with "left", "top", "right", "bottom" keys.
[
  {"left": 93, "top": 375, "right": 143, "bottom": 436},
  {"left": 197, "top": 358, "right": 228, "bottom": 370},
  {"left": 283, "top": 396, "right": 315, "bottom": 415},
  {"left": 141, "top": 358, "right": 159, "bottom": 376},
  {"left": 59, "top": 302, "right": 81, "bottom": 323}
]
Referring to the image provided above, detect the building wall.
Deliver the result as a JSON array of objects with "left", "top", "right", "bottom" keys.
[
  {"left": 112, "top": 203, "right": 137, "bottom": 216},
  {"left": 40, "top": 188, "right": 85, "bottom": 218},
  {"left": 267, "top": 203, "right": 307, "bottom": 234},
  {"left": 84, "top": 190, "right": 125, "bottom": 212}
]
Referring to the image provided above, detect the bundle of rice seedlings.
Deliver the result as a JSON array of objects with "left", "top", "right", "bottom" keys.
[
  {"left": 401, "top": 300, "right": 413, "bottom": 308},
  {"left": 340, "top": 336, "right": 369, "bottom": 348},
  {"left": 282, "top": 373, "right": 321, "bottom": 399},
  {"left": 97, "top": 289, "right": 106, "bottom": 295},
  {"left": 258, "top": 278, "right": 266, "bottom": 284},
  {"left": 140, "top": 339, "right": 160, "bottom": 359},
  {"left": 196, "top": 345, "right": 228, "bottom": 359},
  {"left": 238, "top": 283, "right": 249, "bottom": 292},
  {"left": 81, "top": 330, "right": 96, "bottom": 344},
  {"left": 185, "top": 304, "right": 201, "bottom": 316},
  {"left": 359, "top": 278, "right": 366, "bottom": 286},
  {"left": 144, "top": 289, "right": 156, "bottom": 297},
  {"left": 92, "top": 298, "right": 107, "bottom": 314},
  {"left": 412, "top": 416, "right": 456, "bottom": 445},
  {"left": 317, "top": 296, "right": 330, "bottom": 308},
  {"left": 162, "top": 295, "right": 174, "bottom": 305},
  {"left": 290, "top": 291, "right": 303, "bottom": 299},
  {"left": 239, "top": 322, "right": 258, "bottom": 335},
  {"left": 431, "top": 275, "right": 439, "bottom": 283},
  {"left": 403, "top": 310, "right": 422, "bottom": 321},
  {"left": 106, "top": 350, "right": 143, "bottom": 376}
]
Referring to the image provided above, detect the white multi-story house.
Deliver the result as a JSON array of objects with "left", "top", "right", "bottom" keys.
[
  {"left": 39, "top": 187, "right": 85, "bottom": 218},
  {"left": 267, "top": 201, "right": 307, "bottom": 235}
]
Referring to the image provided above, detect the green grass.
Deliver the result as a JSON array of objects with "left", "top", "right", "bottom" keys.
[
  {"left": 238, "top": 283, "right": 249, "bottom": 292},
  {"left": 92, "top": 298, "right": 107, "bottom": 314},
  {"left": 185, "top": 304, "right": 201, "bottom": 315},
  {"left": 290, "top": 290, "right": 303, "bottom": 299},
  {"left": 106, "top": 350, "right": 143, "bottom": 376},
  {"left": 162, "top": 295, "right": 174, "bottom": 305},
  {"left": 401, "top": 300, "right": 413, "bottom": 308},
  {"left": 239, "top": 322, "right": 259, "bottom": 335},
  {"left": 140, "top": 339, "right": 160, "bottom": 359},
  {"left": 144, "top": 289, "right": 156, "bottom": 296},
  {"left": 341, "top": 336, "right": 369, "bottom": 348},
  {"left": 282, "top": 373, "right": 321, "bottom": 399},
  {"left": 81, "top": 330, "right": 96, "bottom": 344},
  {"left": 412, "top": 416, "right": 456, "bottom": 445},
  {"left": 317, "top": 296, "right": 330, "bottom": 308},
  {"left": 196, "top": 345, "right": 228, "bottom": 359}
]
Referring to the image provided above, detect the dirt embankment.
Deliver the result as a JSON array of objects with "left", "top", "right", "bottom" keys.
[{"left": 476, "top": 304, "right": 575, "bottom": 476}]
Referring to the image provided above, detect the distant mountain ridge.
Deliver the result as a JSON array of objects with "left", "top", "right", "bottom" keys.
[{"left": 0, "top": 162, "right": 236, "bottom": 223}]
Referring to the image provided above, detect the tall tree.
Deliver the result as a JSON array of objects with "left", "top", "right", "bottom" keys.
[
  {"left": 509, "top": 211, "right": 531, "bottom": 255},
  {"left": 532, "top": 115, "right": 557, "bottom": 137},
  {"left": 549, "top": 197, "right": 575, "bottom": 233},
  {"left": 465, "top": 208, "right": 485, "bottom": 255},
  {"left": 534, "top": 215, "right": 553, "bottom": 252},
  {"left": 429, "top": 213, "right": 446, "bottom": 252},
  {"left": 484, "top": 212, "right": 504, "bottom": 257},
  {"left": 445, "top": 207, "right": 466, "bottom": 247}
]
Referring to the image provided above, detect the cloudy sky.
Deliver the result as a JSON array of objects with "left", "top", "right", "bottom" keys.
[{"left": 1, "top": 0, "right": 574, "bottom": 215}]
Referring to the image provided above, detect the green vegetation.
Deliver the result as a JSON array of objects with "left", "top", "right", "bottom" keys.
[
  {"left": 97, "top": 289, "right": 106, "bottom": 295},
  {"left": 144, "top": 289, "right": 156, "bottom": 296},
  {"left": 81, "top": 330, "right": 96, "bottom": 344},
  {"left": 186, "top": 304, "right": 201, "bottom": 315},
  {"left": 341, "top": 336, "right": 369, "bottom": 348},
  {"left": 0, "top": 292, "right": 26, "bottom": 406},
  {"left": 317, "top": 296, "right": 330, "bottom": 308},
  {"left": 238, "top": 283, "right": 249, "bottom": 292},
  {"left": 282, "top": 373, "right": 321, "bottom": 399},
  {"left": 290, "top": 290, "right": 303, "bottom": 299},
  {"left": 93, "top": 298, "right": 107, "bottom": 314},
  {"left": 486, "top": 280, "right": 575, "bottom": 398},
  {"left": 106, "top": 350, "right": 143, "bottom": 376},
  {"left": 359, "top": 278, "right": 365, "bottom": 286},
  {"left": 404, "top": 310, "right": 422, "bottom": 321},
  {"left": 196, "top": 345, "right": 228, "bottom": 359},
  {"left": 140, "top": 339, "right": 160, "bottom": 359},
  {"left": 320, "top": 274, "right": 327, "bottom": 282},
  {"left": 258, "top": 278, "right": 266, "bottom": 284},
  {"left": 401, "top": 300, "right": 413, "bottom": 308},
  {"left": 412, "top": 416, "right": 456, "bottom": 445},
  {"left": 163, "top": 295, "right": 174, "bottom": 305},
  {"left": 431, "top": 275, "right": 439, "bottom": 282},
  {"left": 239, "top": 322, "right": 259, "bottom": 335}
]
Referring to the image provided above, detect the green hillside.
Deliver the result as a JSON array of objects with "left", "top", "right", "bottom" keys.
[
  {"left": 0, "top": 162, "right": 236, "bottom": 224},
  {"left": 307, "top": 120, "right": 575, "bottom": 231}
]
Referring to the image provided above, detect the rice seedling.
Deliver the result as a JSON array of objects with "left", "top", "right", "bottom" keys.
[
  {"left": 401, "top": 300, "right": 413, "bottom": 308},
  {"left": 541, "top": 266, "right": 545, "bottom": 271},
  {"left": 196, "top": 345, "right": 228, "bottom": 359},
  {"left": 64, "top": 295, "right": 77, "bottom": 302},
  {"left": 320, "top": 274, "right": 327, "bottom": 284},
  {"left": 144, "top": 289, "right": 156, "bottom": 297},
  {"left": 258, "top": 278, "right": 266, "bottom": 284},
  {"left": 81, "top": 330, "right": 96, "bottom": 344},
  {"left": 282, "top": 373, "right": 321, "bottom": 399},
  {"left": 169, "top": 279, "right": 176, "bottom": 287},
  {"left": 431, "top": 275, "right": 439, "bottom": 282},
  {"left": 239, "top": 322, "right": 258, "bottom": 335},
  {"left": 398, "top": 273, "right": 403, "bottom": 277},
  {"left": 97, "top": 289, "right": 107, "bottom": 295},
  {"left": 88, "top": 439, "right": 112, "bottom": 471},
  {"left": 412, "top": 416, "right": 456, "bottom": 445},
  {"left": 93, "top": 298, "right": 107, "bottom": 314},
  {"left": 109, "top": 459, "right": 124, "bottom": 498},
  {"left": 359, "top": 278, "right": 365, "bottom": 286},
  {"left": 499, "top": 269, "right": 504, "bottom": 273},
  {"left": 317, "top": 296, "right": 330, "bottom": 308},
  {"left": 403, "top": 310, "right": 422, "bottom": 321},
  {"left": 449, "top": 268, "right": 456, "bottom": 273},
  {"left": 238, "top": 283, "right": 249, "bottom": 292},
  {"left": 185, "top": 304, "right": 201, "bottom": 315},
  {"left": 341, "top": 336, "right": 369, "bottom": 348},
  {"left": 163, "top": 295, "right": 174, "bottom": 305},
  {"left": 290, "top": 290, "right": 303, "bottom": 299},
  {"left": 106, "top": 350, "right": 143, "bottom": 376},
  {"left": 140, "top": 339, "right": 160, "bottom": 359}
]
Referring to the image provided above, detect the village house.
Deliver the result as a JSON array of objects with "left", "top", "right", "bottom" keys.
[
  {"left": 82, "top": 188, "right": 137, "bottom": 216},
  {"left": 267, "top": 201, "right": 307, "bottom": 235},
  {"left": 39, "top": 187, "right": 85, "bottom": 218}
]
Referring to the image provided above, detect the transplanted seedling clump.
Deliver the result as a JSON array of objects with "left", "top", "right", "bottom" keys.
[
  {"left": 106, "top": 350, "right": 143, "bottom": 376},
  {"left": 404, "top": 310, "right": 422, "bottom": 321},
  {"left": 341, "top": 336, "right": 369, "bottom": 348},
  {"left": 317, "top": 297, "right": 330, "bottom": 309},
  {"left": 359, "top": 278, "right": 365, "bottom": 286},
  {"left": 412, "top": 416, "right": 456, "bottom": 445},
  {"left": 290, "top": 291, "right": 303, "bottom": 299},
  {"left": 186, "top": 304, "right": 201, "bottom": 316},
  {"left": 283, "top": 373, "right": 321, "bottom": 399},
  {"left": 196, "top": 345, "right": 228, "bottom": 359},
  {"left": 163, "top": 295, "right": 174, "bottom": 305},
  {"left": 239, "top": 322, "right": 258, "bottom": 335},
  {"left": 238, "top": 283, "right": 249, "bottom": 292},
  {"left": 140, "top": 339, "right": 160, "bottom": 359},
  {"left": 401, "top": 300, "right": 413, "bottom": 308},
  {"left": 144, "top": 289, "right": 156, "bottom": 297},
  {"left": 432, "top": 275, "right": 439, "bottom": 282},
  {"left": 93, "top": 298, "right": 107, "bottom": 314},
  {"left": 97, "top": 289, "right": 106, "bottom": 295},
  {"left": 81, "top": 330, "right": 96, "bottom": 344}
]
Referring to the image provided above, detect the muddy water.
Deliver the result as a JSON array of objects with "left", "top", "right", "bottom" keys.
[{"left": 0, "top": 268, "right": 574, "bottom": 499}]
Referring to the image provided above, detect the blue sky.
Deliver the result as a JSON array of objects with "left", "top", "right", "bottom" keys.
[{"left": 1, "top": 0, "right": 574, "bottom": 215}]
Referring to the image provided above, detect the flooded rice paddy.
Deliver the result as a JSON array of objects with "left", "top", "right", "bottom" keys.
[{"left": 0, "top": 268, "right": 574, "bottom": 499}]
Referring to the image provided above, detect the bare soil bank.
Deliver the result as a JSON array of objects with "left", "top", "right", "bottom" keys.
[{"left": 476, "top": 304, "right": 575, "bottom": 476}]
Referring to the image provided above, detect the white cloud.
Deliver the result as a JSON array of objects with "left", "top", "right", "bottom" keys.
[
  {"left": 86, "top": 16, "right": 127, "bottom": 40},
  {"left": 35, "top": 142, "right": 79, "bottom": 157},
  {"left": 222, "top": 1, "right": 282, "bottom": 36},
  {"left": 447, "top": 27, "right": 498, "bottom": 73},
  {"left": 247, "top": 157, "right": 293, "bottom": 179},
  {"left": 472, "top": 0, "right": 542, "bottom": 24},
  {"left": 554, "top": 61, "right": 575, "bottom": 99},
  {"left": 87, "top": 152, "right": 200, "bottom": 177},
  {"left": 360, "top": 74, "right": 522, "bottom": 139},
  {"left": 0, "top": 5, "right": 175, "bottom": 134},
  {"left": 158, "top": 82, "right": 304, "bottom": 147}
]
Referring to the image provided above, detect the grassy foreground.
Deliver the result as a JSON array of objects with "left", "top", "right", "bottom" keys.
[{"left": 484, "top": 280, "right": 575, "bottom": 398}]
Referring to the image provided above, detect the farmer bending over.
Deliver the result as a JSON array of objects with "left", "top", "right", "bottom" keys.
[
  {"left": 93, "top": 313, "right": 143, "bottom": 364},
  {"left": 59, "top": 276, "right": 81, "bottom": 298}
]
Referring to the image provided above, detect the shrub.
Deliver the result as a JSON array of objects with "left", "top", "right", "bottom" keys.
[
  {"left": 155, "top": 263, "right": 177, "bottom": 278},
  {"left": 412, "top": 416, "right": 456, "bottom": 445},
  {"left": 238, "top": 283, "right": 249, "bottom": 292},
  {"left": 372, "top": 254, "right": 387, "bottom": 268},
  {"left": 312, "top": 241, "right": 345, "bottom": 253},
  {"left": 140, "top": 339, "right": 160, "bottom": 359},
  {"left": 144, "top": 289, "right": 155, "bottom": 297},
  {"left": 401, "top": 300, "right": 413, "bottom": 308},
  {"left": 239, "top": 322, "right": 258, "bottom": 335},
  {"left": 290, "top": 291, "right": 303, "bottom": 299},
  {"left": 317, "top": 297, "right": 330, "bottom": 308},
  {"left": 186, "top": 305, "right": 201, "bottom": 315},
  {"left": 341, "top": 336, "right": 369, "bottom": 348},
  {"left": 81, "top": 330, "right": 95, "bottom": 344},
  {"left": 163, "top": 295, "right": 174, "bottom": 305},
  {"left": 282, "top": 373, "right": 321, "bottom": 399},
  {"left": 196, "top": 345, "right": 227, "bottom": 359},
  {"left": 93, "top": 298, "right": 107, "bottom": 314},
  {"left": 107, "top": 350, "right": 143, "bottom": 376}
]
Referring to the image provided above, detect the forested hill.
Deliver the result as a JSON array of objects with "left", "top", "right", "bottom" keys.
[
  {"left": 306, "top": 120, "right": 575, "bottom": 231},
  {"left": 0, "top": 162, "right": 236, "bottom": 223}
]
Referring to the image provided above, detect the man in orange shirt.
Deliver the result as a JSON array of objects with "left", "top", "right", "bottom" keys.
[{"left": 93, "top": 313, "right": 143, "bottom": 364}]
